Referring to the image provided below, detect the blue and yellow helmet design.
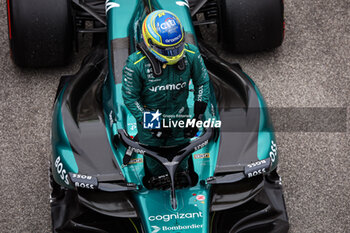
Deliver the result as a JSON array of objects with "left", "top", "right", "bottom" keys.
[{"left": 142, "top": 10, "right": 185, "bottom": 65}]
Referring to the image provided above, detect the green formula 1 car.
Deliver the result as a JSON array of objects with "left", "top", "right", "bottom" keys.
[{"left": 6, "top": 0, "right": 288, "bottom": 232}]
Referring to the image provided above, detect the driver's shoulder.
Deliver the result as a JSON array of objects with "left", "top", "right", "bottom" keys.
[
  {"left": 183, "top": 44, "right": 200, "bottom": 65},
  {"left": 127, "top": 50, "right": 147, "bottom": 67},
  {"left": 184, "top": 43, "right": 199, "bottom": 56}
]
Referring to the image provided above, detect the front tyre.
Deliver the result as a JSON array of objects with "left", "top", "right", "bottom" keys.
[
  {"left": 6, "top": 0, "right": 74, "bottom": 67},
  {"left": 218, "top": 0, "right": 284, "bottom": 53}
]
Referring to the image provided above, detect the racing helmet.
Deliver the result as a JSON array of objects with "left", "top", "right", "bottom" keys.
[{"left": 142, "top": 10, "right": 185, "bottom": 65}]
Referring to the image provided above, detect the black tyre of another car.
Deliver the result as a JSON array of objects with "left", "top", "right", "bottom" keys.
[
  {"left": 218, "top": 0, "right": 284, "bottom": 53},
  {"left": 6, "top": 0, "right": 74, "bottom": 67}
]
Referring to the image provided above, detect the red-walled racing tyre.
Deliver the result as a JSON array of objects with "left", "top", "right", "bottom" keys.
[{"left": 6, "top": 0, "right": 74, "bottom": 68}]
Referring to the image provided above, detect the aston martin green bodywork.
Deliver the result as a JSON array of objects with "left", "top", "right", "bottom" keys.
[{"left": 51, "top": 1, "right": 284, "bottom": 232}]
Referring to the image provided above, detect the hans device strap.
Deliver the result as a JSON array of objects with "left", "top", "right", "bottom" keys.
[
  {"left": 138, "top": 42, "right": 163, "bottom": 77},
  {"left": 177, "top": 57, "right": 185, "bottom": 71}
]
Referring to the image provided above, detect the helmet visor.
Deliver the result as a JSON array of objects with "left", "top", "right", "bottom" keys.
[{"left": 150, "top": 40, "right": 185, "bottom": 57}]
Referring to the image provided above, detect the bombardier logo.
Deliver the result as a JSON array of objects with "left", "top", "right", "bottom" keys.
[
  {"left": 151, "top": 226, "right": 161, "bottom": 233},
  {"left": 154, "top": 224, "right": 203, "bottom": 232},
  {"left": 149, "top": 82, "right": 186, "bottom": 92}
]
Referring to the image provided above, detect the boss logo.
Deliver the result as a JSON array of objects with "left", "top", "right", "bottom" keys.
[
  {"left": 72, "top": 173, "right": 92, "bottom": 180},
  {"left": 245, "top": 158, "right": 270, "bottom": 178},
  {"left": 55, "top": 156, "right": 69, "bottom": 185},
  {"left": 74, "top": 182, "right": 95, "bottom": 189},
  {"left": 69, "top": 173, "right": 98, "bottom": 190},
  {"left": 247, "top": 168, "right": 266, "bottom": 178},
  {"left": 247, "top": 159, "right": 267, "bottom": 168}
]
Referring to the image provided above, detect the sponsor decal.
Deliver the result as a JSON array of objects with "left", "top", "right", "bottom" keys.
[
  {"left": 105, "top": 0, "right": 120, "bottom": 12},
  {"left": 124, "top": 71, "right": 133, "bottom": 77},
  {"left": 70, "top": 173, "right": 98, "bottom": 189},
  {"left": 76, "top": 182, "right": 94, "bottom": 189},
  {"left": 148, "top": 211, "right": 203, "bottom": 222},
  {"left": 135, "top": 101, "right": 144, "bottom": 112},
  {"left": 269, "top": 140, "right": 277, "bottom": 162},
  {"left": 72, "top": 173, "right": 93, "bottom": 180},
  {"left": 158, "top": 224, "right": 203, "bottom": 231},
  {"left": 196, "top": 195, "right": 205, "bottom": 201},
  {"left": 246, "top": 159, "right": 270, "bottom": 178},
  {"left": 108, "top": 111, "right": 115, "bottom": 127},
  {"left": 54, "top": 156, "right": 69, "bottom": 185},
  {"left": 128, "top": 158, "right": 143, "bottom": 165},
  {"left": 127, "top": 146, "right": 146, "bottom": 155},
  {"left": 149, "top": 82, "right": 187, "bottom": 92},
  {"left": 74, "top": 183, "right": 95, "bottom": 189},
  {"left": 149, "top": 78, "right": 162, "bottom": 82},
  {"left": 192, "top": 193, "right": 206, "bottom": 205},
  {"left": 158, "top": 12, "right": 166, "bottom": 17},
  {"left": 247, "top": 159, "right": 267, "bottom": 168},
  {"left": 165, "top": 34, "right": 181, "bottom": 44},
  {"left": 197, "top": 85, "right": 203, "bottom": 101},
  {"left": 194, "top": 140, "right": 208, "bottom": 151},
  {"left": 128, "top": 123, "right": 137, "bottom": 131},
  {"left": 124, "top": 66, "right": 134, "bottom": 73},
  {"left": 151, "top": 226, "right": 161, "bottom": 233},
  {"left": 176, "top": 0, "right": 189, "bottom": 8},
  {"left": 247, "top": 169, "right": 265, "bottom": 178},
  {"left": 194, "top": 153, "right": 210, "bottom": 159},
  {"left": 159, "top": 19, "right": 176, "bottom": 30},
  {"left": 144, "top": 110, "right": 162, "bottom": 129}
]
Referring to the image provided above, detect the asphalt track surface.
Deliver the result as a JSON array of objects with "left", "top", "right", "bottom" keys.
[{"left": 0, "top": 0, "right": 349, "bottom": 232}]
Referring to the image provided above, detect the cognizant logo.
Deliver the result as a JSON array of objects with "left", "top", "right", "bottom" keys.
[
  {"left": 148, "top": 212, "right": 203, "bottom": 222},
  {"left": 149, "top": 82, "right": 186, "bottom": 92}
]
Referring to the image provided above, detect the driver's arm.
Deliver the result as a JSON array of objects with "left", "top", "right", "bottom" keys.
[
  {"left": 122, "top": 58, "right": 145, "bottom": 123},
  {"left": 189, "top": 45, "right": 210, "bottom": 112},
  {"left": 183, "top": 45, "right": 210, "bottom": 137}
]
